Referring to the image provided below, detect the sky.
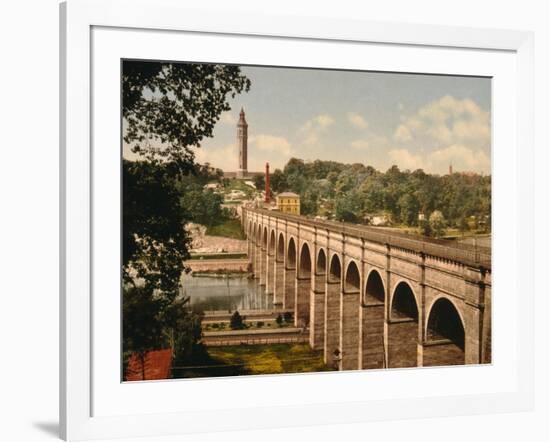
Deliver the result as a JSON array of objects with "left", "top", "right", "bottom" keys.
[{"left": 125, "top": 64, "right": 491, "bottom": 175}]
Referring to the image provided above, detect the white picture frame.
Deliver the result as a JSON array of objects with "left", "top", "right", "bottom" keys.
[{"left": 60, "top": 0, "right": 534, "bottom": 440}]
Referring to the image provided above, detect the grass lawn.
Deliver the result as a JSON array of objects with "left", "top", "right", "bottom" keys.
[
  {"left": 172, "top": 343, "right": 333, "bottom": 378},
  {"left": 206, "top": 219, "right": 246, "bottom": 240}
]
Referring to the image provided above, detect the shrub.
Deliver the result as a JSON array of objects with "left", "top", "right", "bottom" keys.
[
  {"left": 257, "top": 321, "right": 265, "bottom": 328},
  {"left": 276, "top": 314, "right": 283, "bottom": 327},
  {"left": 230, "top": 311, "right": 245, "bottom": 330},
  {"left": 283, "top": 312, "right": 293, "bottom": 323}
]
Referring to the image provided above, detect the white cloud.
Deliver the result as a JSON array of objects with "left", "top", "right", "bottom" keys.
[
  {"left": 394, "top": 124, "right": 413, "bottom": 142},
  {"left": 395, "top": 95, "right": 490, "bottom": 149},
  {"left": 385, "top": 145, "right": 490, "bottom": 174},
  {"left": 389, "top": 95, "right": 490, "bottom": 174},
  {"left": 388, "top": 148, "right": 423, "bottom": 171},
  {"left": 195, "top": 143, "right": 237, "bottom": 169},
  {"left": 350, "top": 139, "right": 370, "bottom": 150},
  {"left": 298, "top": 114, "right": 335, "bottom": 146},
  {"left": 250, "top": 134, "right": 292, "bottom": 157},
  {"left": 428, "top": 144, "right": 491, "bottom": 174},
  {"left": 347, "top": 112, "right": 369, "bottom": 129}
]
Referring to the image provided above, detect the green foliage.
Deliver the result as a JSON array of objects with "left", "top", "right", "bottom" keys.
[
  {"left": 162, "top": 295, "right": 203, "bottom": 365},
  {"left": 276, "top": 314, "right": 283, "bottom": 327},
  {"left": 230, "top": 311, "right": 245, "bottom": 330},
  {"left": 283, "top": 311, "right": 293, "bottom": 323},
  {"left": 270, "top": 168, "right": 287, "bottom": 193},
  {"left": 458, "top": 216, "right": 470, "bottom": 235},
  {"left": 205, "top": 219, "right": 246, "bottom": 240},
  {"left": 429, "top": 210, "right": 446, "bottom": 238},
  {"left": 123, "top": 160, "right": 191, "bottom": 296},
  {"left": 122, "top": 285, "right": 203, "bottom": 369},
  {"left": 253, "top": 174, "right": 265, "bottom": 191},
  {"left": 419, "top": 218, "right": 432, "bottom": 237},
  {"left": 122, "top": 286, "right": 165, "bottom": 356},
  {"left": 172, "top": 344, "right": 334, "bottom": 379},
  {"left": 123, "top": 60, "right": 250, "bottom": 167},
  {"left": 122, "top": 60, "right": 250, "bottom": 363},
  {"left": 180, "top": 186, "right": 223, "bottom": 227},
  {"left": 272, "top": 158, "right": 491, "bottom": 233}
]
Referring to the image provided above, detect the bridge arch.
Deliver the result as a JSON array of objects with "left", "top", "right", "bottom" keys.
[
  {"left": 360, "top": 268, "right": 386, "bottom": 369},
  {"left": 269, "top": 229, "right": 276, "bottom": 254},
  {"left": 325, "top": 253, "right": 342, "bottom": 365},
  {"left": 277, "top": 232, "right": 285, "bottom": 261},
  {"left": 344, "top": 260, "right": 361, "bottom": 293},
  {"left": 255, "top": 223, "right": 261, "bottom": 243},
  {"left": 262, "top": 226, "right": 268, "bottom": 248},
  {"left": 310, "top": 247, "right": 327, "bottom": 350},
  {"left": 425, "top": 296, "right": 466, "bottom": 341},
  {"left": 287, "top": 237, "right": 297, "bottom": 269},
  {"left": 328, "top": 253, "right": 342, "bottom": 283},
  {"left": 316, "top": 248, "right": 327, "bottom": 275},
  {"left": 364, "top": 269, "right": 385, "bottom": 304},
  {"left": 390, "top": 280, "right": 419, "bottom": 319},
  {"left": 299, "top": 242, "right": 312, "bottom": 278},
  {"left": 295, "top": 242, "right": 313, "bottom": 327},
  {"left": 342, "top": 260, "right": 361, "bottom": 369},
  {"left": 424, "top": 297, "right": 466, "bottom": 366},
  {"left": 388, "top": 281, "right": 419, "bottom": 368}
]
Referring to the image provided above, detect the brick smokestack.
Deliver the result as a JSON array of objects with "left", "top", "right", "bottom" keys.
[{"left": 265, "top": 162, "right": 270, "bottom": 203}]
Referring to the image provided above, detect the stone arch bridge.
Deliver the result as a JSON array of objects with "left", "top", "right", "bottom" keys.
[{"left": 242, "top": 208, "right": 491, "bottom": 370}]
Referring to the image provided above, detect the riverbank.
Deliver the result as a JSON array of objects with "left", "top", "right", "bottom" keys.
[{"left": 184, "top": 258, "right": 250, "bottom": 274}]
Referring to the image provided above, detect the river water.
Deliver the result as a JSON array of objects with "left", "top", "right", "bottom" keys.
[{"left": 180, "top": 273, "right": 274, "bottom": 313}]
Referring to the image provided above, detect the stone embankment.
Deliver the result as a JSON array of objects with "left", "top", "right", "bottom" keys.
[
  {"left": 202, "top": 327, "right": 308, "bottom": 346},
  {"left": 184, "top": 258, "right": 250, "bottom": 274}
]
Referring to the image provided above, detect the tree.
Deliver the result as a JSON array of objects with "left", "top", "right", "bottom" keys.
[
  {"left": 334, "top": 190, "right": 362, "bottom": 223},
  {"left": 419, "top": 218, "right": 433, "bottom": 237},
  {"left": 429, "top": 210, "right": 447, "bottom": 238},
  {"left": 123, "top": 60, "right": 250, "bottom": 167},
  {"left": 230, "top": 311, "right": 245, "bottom": 330},
  {"left": 122, "top": 60, "right": 250, "bottom": 361},
  {"left": 458, "top": 216, "right": 470, "bottom": 236},
  {"left": 162, "top": 295, "right": 203, "bottom": 365},
  {"left": 253, "top": 174, "right": 265, "bottom": 191},
  {"left": 270, "top": 169, "right": 287, "bottom": 193},
  {"left": 180, "top": 186, "right": 223, "bottom": 227},
  {"left": 122, "top": 286, "right": 165, "bottom": 379},
  {"left": 397, "top": 193, "right": 419, "bottom": 226},
  {"left": 123, "top": 160, "right": 191, "bottom": 296}
]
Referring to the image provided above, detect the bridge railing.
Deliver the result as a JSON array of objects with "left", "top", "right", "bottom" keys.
[{"left": 243, "top": 208, "right": 491, "bottom": 269}]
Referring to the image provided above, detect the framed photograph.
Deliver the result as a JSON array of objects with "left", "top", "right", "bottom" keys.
[{"left": 60, "top": 0, "right": 534, "bottom": 440}]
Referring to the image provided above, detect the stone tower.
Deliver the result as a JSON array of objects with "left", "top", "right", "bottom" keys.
[{"left": 236, "top": 107, "right": 248, "bottom": 178}]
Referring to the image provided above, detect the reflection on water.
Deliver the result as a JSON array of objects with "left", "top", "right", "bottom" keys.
[{"left": 181, "top": 273, "right": 273, "bottom": 313}]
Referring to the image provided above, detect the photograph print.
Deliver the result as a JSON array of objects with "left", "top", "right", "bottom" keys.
[{"left": 122, "top": 60, "right": 492, "bottom": 381}]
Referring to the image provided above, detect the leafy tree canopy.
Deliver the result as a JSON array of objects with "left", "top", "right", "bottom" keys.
[
  {"left": 271, "top": 158, "right": 491, "bottom": 234},
  {"left": 123, "top": 60, "right": 251, "bottom": 168}
]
